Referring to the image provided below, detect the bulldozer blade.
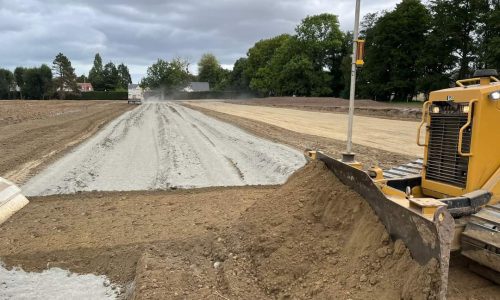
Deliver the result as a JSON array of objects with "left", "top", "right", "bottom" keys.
[
  {"left": 0, "top": 177, "right": 29, "bottom": 225},
  {"left": 316, "top": 152, "right": 455, "bottom": 299}
]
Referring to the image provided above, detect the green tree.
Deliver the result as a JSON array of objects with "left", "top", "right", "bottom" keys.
[
  {"left": 246, "top": 34, "right": 292, "bottom": 94},
  {"left": 339, "top": 31, "right": 354, "bottom": 99},
  {"left": 295, "top": 13, "right": 345, "bottom": 95},
  {"left": 89, "top": 53, "right": 105, "bottom": 91},
  {"left": 197, "top": 53, "right": 222, "bottom": 89},
  {"left": 14, "top": 67, "right": 25, "bottom": 99},
  {"left": 52, "top": 53, "right": 78, "bottom": 99},
  {"left": 39, "top": 64, "right": 53, "bottom": 99},
  {"left": 361, "top": 0, "right": 431, "bottom": 101},
  {"left": 228, "top": 58, "right": 251, "bottom": 92},
  {"left": 21, "top": 65, "right": 52, "bottom": 100},
  {"left": 478, "top": 0, "right": 500, "bottom": 70},
  {"left": 0, "top": 69, "right": 14, "bottom": 99},
  {"left": 429, "top": 0, "right": 491, "bottom": 79},
  {"left": 102, "top": 62, "right": 119, "bottom": 91},
  {"left": 140, "top": 58, "right": 191, "bottom": 99},
  {"left": 117, "top": 63, "right": 132, "bottom": 90},
  {"left": 77, "top": 74, "right": 88, "bottom": 83}
]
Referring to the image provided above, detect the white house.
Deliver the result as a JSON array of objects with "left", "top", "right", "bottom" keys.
[
  {"left": 128, "top": 84, "right": 143, "bottom": 100},
  {"left": 77, "top": 82, "right": 93, "bottom": 92}
]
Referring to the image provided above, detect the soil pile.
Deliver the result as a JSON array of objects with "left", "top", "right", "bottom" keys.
[{"left": 132, "top": 162, "right": 440, "bottom": 299}]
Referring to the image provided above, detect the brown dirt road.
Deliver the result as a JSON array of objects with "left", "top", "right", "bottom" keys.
[
  {"left": 0, "top": 100, "right": 132, "bottom": 184},
  {"left": 187, "top": 101, "right": 423, "bottom": 157}
]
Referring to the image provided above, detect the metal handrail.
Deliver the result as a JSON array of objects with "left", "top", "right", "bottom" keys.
[
  {"left": 417, "top": 101, "right": 430, "bottom": 147},
  {"left": 456, "top": 78, "right": 481, "bottom": 87},
  {"left": 458, "top": 99, "right": 477, "bottom": 157},
  {"left": 456, "top": 76, "right": 500, "bottom": 87}
]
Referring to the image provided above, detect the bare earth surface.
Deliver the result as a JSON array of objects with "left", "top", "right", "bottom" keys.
[
  {"left": 227, "top": 97, "right": 423, "bottom": 120},
  {"left": 185, "top": 104, "right": 414, "bottom": 170},
  {"left": 1, "top": 162, "right": 497, "bottom": 299},
  {"left": 187, "top": 101, "right": 423, "bottom": 157},
  {"left": 0, "top": 100, "right": 497, "bottom": 299},
  {"left": 0, "top": 100, "right": 132, "bottom": 184},
  {"left": 22, "top": 102, "right": 305, "bottom": 196}
]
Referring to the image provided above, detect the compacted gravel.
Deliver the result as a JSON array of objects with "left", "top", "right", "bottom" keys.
[{"left": 22, "top": 101, "right": 306, "bottom": 196}]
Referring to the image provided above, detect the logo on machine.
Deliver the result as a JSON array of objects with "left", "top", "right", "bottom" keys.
[{"left": 446, "top": 96, "right": 454, "bottom": 101}]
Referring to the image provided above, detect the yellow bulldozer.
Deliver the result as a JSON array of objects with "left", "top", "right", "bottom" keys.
[{"left": 307, "top": 69, "right": 499, "bottom": 298}]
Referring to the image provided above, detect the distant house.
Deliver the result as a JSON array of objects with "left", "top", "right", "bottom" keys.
[
  {"left": 128, "top": 84, "right": 143, "bottom": 100},
  {"left": 77, "top": 82, "right": 93, "bottom": 92},
  {"left": 183, "top": 82, "right": 210, "bottom": 93}
]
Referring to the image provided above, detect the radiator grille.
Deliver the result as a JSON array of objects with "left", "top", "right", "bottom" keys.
[{"left": 426, "top": 104, "right": 471, "bottom": 188}]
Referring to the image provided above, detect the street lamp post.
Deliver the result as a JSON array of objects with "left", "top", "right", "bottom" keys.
[{"left": 342, "top": 0, "right": 361, "bottom": 163}]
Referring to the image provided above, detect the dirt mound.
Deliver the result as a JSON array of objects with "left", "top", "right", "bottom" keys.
[{"left": 131, "top": 162, "right": 440, "bottom": 299}]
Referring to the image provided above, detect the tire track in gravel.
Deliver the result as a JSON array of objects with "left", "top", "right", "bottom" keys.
[{"left": 22, "top": 102, "right": 306, "bottom": 196}]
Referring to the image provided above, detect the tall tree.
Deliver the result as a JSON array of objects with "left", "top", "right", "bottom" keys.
[
  {"left": 478, "top": 0, "right": 500, "bottom": 70},
  {"left": 102, "top": 62, "right": 119, "bottom": 91},
  {"left": 361, "top": 0, "right": 431, "bottom": 101},
  {"left": 228, "top": 58, "right": 251, "bottom": 92},
  {"left": 117, "top": 63, "right": 132, "bottom": 90},
  {"left": 89, "top": 53, "right": 105, "bottom": 91},
  {"left": 52, "top": 52, "right": 78, "bottom": 100},
  {"left": 140, "top": 58, "right": 191, "bottom": 99},
  {"left": 77, "top": 74, "right": 88, "bottom": 83},
  {"left": 19, "top": 65, "right": 52, "bottom": 100},
  {"left": 0, "top": 69, "right": 14, "bottom": 99},
  {"left": 39, "top": 64, "right": 53, "bottom": 99},
  {"left": 246, "top": 34, "right": 292, "bottom": 94},
  {"left": 197, "top": 53, "right": 222, "bottom": 89},
  {"left": 429, "top": 0, "right": 491, "bottom": 79},
  {"left": 295, "top": 13, "right": 345, "bottom": 95}
]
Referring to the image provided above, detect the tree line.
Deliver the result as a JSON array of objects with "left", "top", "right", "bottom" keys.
[
  {"left": 188, "top": 0, "right": 498, "bottom": 101},
  {"left": 0, "top": 53, "right": 132, "bottom": 100}
]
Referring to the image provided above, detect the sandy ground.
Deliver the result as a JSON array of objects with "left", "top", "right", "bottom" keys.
[
  {"left": 185, "top": 104, "right": 415, "bottom": 170},
  {"left": 22, "top": 102, "right": 305, "bottom": 196},
  {"left": 0, "top": 100, "right": 132, "bottom": 184},
  {"left": 187, "top": 101, "right": 423, "bottom": 157},
  {"left": 227, "top": 97, "right": 423, "bottom": 120}
]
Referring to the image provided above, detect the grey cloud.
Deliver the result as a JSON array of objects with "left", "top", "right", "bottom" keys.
[{"left": 0, "top": 0, "right": 399, "bottom": 82}]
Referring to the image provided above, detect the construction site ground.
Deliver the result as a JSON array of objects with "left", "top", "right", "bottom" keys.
[
  {"left": 0, "top": 100, "right": 132, "bottom": 185},
  {"left": 0, "top": 100, "right": 498, "bottom": 299},
  {"left": 226, "top": 97, "right": 423, "bottom": 120}
]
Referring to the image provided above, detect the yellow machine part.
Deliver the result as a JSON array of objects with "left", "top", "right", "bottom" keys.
[{"left": 420, "top": 78, "right": 500, "bottom": 202}]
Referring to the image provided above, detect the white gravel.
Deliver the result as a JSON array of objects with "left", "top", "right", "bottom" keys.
[
  {"left": 0, "top": 264, "right": 120, "bottom": 300},
  {"left": 22, "top": 101, "right": 306, "bottom": 196}
]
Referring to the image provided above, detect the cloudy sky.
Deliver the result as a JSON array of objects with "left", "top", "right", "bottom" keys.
[{"left": 0, "top": 0, "right": 399, "bottom": 83}]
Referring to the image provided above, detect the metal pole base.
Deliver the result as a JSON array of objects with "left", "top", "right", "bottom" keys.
[{"left": 341, "top": 152, "right": 356, "bottom": 163}]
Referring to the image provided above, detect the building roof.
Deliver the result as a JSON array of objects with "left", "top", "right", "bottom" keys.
[
  {"left": 77, "top": 82, "right": 93, "bottom": 90},
  {"left": 188, "top": 82, "right": 210, "bottom": 92},
  {"left": 128, "top": 84, "right": 139, "bottom": 89}
]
